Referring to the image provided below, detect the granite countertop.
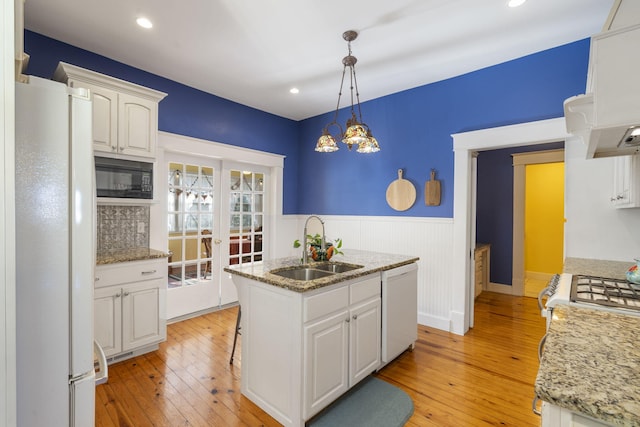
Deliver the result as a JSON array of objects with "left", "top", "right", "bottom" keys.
[
  {"left": 535, "top": 305, "right": 640, "bottom": 426},
  {"left": 96, "top": 247, "right": 171, "bottom": 265},
  {"left": 563, "top": 257, "right": 634, "bottom": 281},
  {"left": 223, "top": 249, "right": 419, "bottom": 293}
]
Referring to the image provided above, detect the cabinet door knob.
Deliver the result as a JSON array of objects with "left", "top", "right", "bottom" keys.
[
  {"left": 115, "top": 292, "right": 121, "bottom": 298},
  {"left": 352, "top": 314, "right": 358, "bottom": 320},
  {"left": 345, "top": 318, "right": 350, "bottom": 323},
  {"left": 123, "top": 291, "right": 130, "bottom": 297},
  {"left": 118, "top": 146, "right": 124, "bottom": 151}
]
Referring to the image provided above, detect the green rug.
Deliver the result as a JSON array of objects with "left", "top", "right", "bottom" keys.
[{"left": 307, "top": 376, "right": 414, "bottom": 427}]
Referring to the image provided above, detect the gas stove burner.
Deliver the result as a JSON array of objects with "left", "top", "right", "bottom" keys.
[{"left": 571, "top": 275, "right": 640, "bottom": 310}]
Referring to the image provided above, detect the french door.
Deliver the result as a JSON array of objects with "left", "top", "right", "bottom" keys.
[
  {"left": 166, "top": 153, "right": 268, "bottom": 319},
  {"left": 219, "top": 162, "right": 267, "bottom": 305},
  {"left": 166, "top": 154, "right": 221, "bottom": 319}
]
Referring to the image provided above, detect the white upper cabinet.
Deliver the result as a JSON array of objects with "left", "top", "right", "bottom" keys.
[
  {"left": 564, "top": 0, "right": 640, "bottom": 159},
  {"left": 611, "top": 154, "right": 640, "bottom": 208},
  {"left": 54, "top": 62, "right": 167, "bottom": 159}
]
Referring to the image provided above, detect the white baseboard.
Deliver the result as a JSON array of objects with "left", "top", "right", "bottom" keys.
[
  {"left": 486, "top": 282, "right": 513, "bottom": 295},
  {"left": 419, "top": 312, "right": 451, "bottom": 332},
  {"left": 526, "top": 271, "right": 555, "bottom": 281},
  {"left": 167, "top": 301, "right": 238, "bottom": 324}
]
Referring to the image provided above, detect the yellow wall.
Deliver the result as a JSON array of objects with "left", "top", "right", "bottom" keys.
[{"left": 525, "top": 162, "right": 564, "bottom": 274}]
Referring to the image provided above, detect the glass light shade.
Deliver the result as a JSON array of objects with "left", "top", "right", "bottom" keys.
[
  {"left": 342, "top": 123, "right": 369, "bottom": 149},
  {"left": 357, "top": 134, "right": 380, "bottom": 153},
  {"left": 315, "top": 133, "right": 339, "bottom": 152}
]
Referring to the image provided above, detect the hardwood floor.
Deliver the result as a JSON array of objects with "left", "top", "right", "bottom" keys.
[{"left": 95, "top": 292, "right": 546, "bottom": 426}]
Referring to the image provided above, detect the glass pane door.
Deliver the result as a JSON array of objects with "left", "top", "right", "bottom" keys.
[
  {"left": 219, "top": 164, "right": 268, "bottom": 306},
  {"left": 228, "top": 170, "right": 264, "bottom": 266},
  {"left": 166, "top": 156, "right": 221, "bottom": 319}
]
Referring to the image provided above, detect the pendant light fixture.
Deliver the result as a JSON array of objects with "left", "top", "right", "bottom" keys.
[{"left": 315, "top": 30, "right": 380, "bottom": 154}]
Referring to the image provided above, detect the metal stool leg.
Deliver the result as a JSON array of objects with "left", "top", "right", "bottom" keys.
[{"left": 230, "top": 307, "right": 241, "bottom": 364}]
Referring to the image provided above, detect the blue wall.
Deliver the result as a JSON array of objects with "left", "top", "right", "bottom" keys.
[
  {"left": 23, "top": 31, "right": 302, "bottom": 213},
  {"left": 24, "top": 31, "right": 590, "bottom": 221},
  {"left": 298, "top": 39, "right": 590, "bottom": 216},
  {"left": 476, "top": 142, "right": 565, "bottom": 286}
]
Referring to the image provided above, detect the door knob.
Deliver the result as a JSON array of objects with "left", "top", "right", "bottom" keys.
[{"left": 214, "top": 238, "right": 222, "bottom": 244}]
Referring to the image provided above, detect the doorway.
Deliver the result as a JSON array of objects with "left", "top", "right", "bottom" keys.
[
  {"left": 157, "top": 132, "right": 284, "bottom": 321},
  {"left": 512, "top": 149, "right": 565, "bottom": 297},
  {"left": 522, "top": 160, "right": 564, "bottom": 297},
  {"left": 165, "top": 154, "right": 270, "bottom": 319},
  {"left": 451, "top": 118, "right": 568, "bottom": 334}
]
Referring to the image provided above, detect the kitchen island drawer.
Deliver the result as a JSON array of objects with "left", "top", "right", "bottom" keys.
[
  {"left": 304, "top": 285, "right": 349, "bottom": 322},
  {"left": 95, "top": 258, "right": 165, "bottom": 288}
]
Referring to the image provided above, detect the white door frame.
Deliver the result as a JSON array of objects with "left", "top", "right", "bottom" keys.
[
  {"left": 2, "top": 0, "right": 17, "bottom": 424},
  {"left": 451, "top": 118, "right": 568, "bottom": 335}
]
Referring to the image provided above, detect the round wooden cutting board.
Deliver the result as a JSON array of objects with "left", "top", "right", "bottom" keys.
[{"left": 386, "top": 169, "right": 416, "bottom": 211}]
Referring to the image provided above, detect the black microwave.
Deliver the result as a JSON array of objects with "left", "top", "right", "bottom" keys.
[{"left": 95, "top": 156, "right": 153, "bottom": 199}]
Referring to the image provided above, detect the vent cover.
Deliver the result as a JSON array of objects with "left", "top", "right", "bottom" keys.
[{"left": 618, "top": 125, "right": 640, "bottom": 147}]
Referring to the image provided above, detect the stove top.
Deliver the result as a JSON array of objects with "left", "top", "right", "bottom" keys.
[{"left": 570, "top": 275, "right": 640, "bottom": 311}]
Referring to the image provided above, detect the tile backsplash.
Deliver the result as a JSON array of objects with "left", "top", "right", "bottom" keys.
[{"left": 97, "top": 205, "right": 150, "bottom": 251}]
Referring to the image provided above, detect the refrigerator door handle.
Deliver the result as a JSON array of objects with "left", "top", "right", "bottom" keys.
[{"left": 94, "top": 340, "right": 109, "bottom": 385}]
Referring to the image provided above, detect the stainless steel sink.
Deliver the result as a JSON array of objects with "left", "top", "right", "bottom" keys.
[
  {"left": 313, "top": 262, "right": 364, "bottom": 273},
  {"left": 271, "top": 267, "right": 335, "bottom": 281}
]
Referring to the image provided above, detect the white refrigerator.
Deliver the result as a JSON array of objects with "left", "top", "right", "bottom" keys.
[{"left": 15, "top": 76, "right": 107, "bottom": 426}]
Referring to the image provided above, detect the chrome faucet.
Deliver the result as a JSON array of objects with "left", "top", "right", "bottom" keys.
[{"left": 302, "top": 215, "right": 325, "bottom": 264}]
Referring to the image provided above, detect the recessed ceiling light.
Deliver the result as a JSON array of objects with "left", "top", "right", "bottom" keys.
[
  {"left": 507, "top": 0, "right": 526, "bottom": 7},
  {"left": 136, "top": 17, "right": 153, "bottom": 29},
  {"left": 289, "top": 87, "right": 300, "bottom": 94}
]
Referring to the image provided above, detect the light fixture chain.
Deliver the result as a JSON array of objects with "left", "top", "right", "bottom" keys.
[
  {"left": 347, "top": 38, "right": 356, "bottom": 118},
  {"left": 351, "top": 66, "right": 363, "bottom": 123},
  {"left": 349, "top": 64, "right": 356, "bottom": 117},
  {"left": 334, "top": 65, "right": 348, "bottom": 124}
]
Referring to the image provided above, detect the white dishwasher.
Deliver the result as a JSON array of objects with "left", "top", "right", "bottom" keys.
[{"left": 380, "top": 263, "right": 418, "bottom": 368}]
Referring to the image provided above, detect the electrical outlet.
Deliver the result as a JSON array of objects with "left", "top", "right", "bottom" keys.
[{"left": 137, "top": 221, "right": 145, "bottom": 233}]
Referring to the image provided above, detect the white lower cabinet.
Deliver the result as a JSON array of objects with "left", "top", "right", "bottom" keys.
[
  {"left": 94, "top": 286, "right": 122, "bottom": 357},
  {"left": 542, "top": 402, "right": 616, "bottom": 427},
  {"left": 95, "top": 258, "right": 167, "bottom": 361},
  {"left": 235, "top": 273, "right": 381, "bottom": 427},
  {"left": 303, "top": 277, "right": 381, "bottom": 419}
]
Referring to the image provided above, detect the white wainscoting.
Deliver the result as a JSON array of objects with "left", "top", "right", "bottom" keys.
[{"left": 277, "top": 215, "right": 455, "bottom": 332}]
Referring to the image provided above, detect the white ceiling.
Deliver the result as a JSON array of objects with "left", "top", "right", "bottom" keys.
[{"left": 23, "top": 0, "right": 613, "bottom": 121}]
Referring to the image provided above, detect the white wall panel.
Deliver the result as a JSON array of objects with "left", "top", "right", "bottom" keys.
[
  {"left": 565, "top": 137, "right": 640, "bottom": 261},
  {"left": 274, "top": 215, "right": 301, "bottom": 259},
  {"left": 279, "top": 215, "right": 454, "bottom": 331}
]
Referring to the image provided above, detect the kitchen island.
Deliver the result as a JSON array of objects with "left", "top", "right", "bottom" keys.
[
  {"left": 224, "top": 249, "right": 419, "bottom": 427},
  {"left": 535, "top": 305, "right": 640, "bottom": 426}
]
